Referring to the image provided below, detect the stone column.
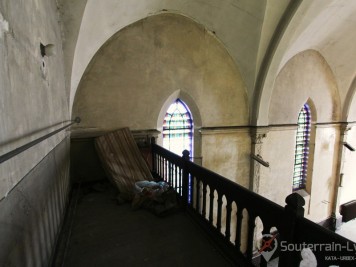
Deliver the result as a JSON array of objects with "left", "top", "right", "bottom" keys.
[
  {"left": 249, "top": 127, "right": 269, "bottom": 193},
  {"left": 249, "top": 127, "right": 269, "bottom": 253},
  {"left": 331, "top": 123, "right": 351, "bottom": 230}
]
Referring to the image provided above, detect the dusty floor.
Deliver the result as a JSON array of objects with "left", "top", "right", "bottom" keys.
[{"left": 53, "top": 181, "right": 234, "bottom": 267}]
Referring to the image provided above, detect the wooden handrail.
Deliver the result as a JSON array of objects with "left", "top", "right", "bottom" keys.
[
  {"left": 0, "top": 117, "right": 80, "bottom": 164},
  {"left": 151, "top": 143, "right": 356, "bottom": 267}
]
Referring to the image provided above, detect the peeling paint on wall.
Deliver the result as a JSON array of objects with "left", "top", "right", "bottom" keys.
[{"left": 0, "top": 12, "right": 9, "bottom": 38}]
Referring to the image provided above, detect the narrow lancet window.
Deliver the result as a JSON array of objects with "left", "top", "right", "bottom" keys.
[
  {"left": 293, "top": 103, "right": 311, "bottom": 191},
  {"left": 163, "top": 99, "right": 193, "bottom": 157}
]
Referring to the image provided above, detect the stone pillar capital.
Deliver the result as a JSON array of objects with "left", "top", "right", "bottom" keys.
[
  {"left": 250, "top": 126, "right": 269, "bottom": 144},
  {"left": 339, "top": 122, "right": 351, "bottom": 134}
]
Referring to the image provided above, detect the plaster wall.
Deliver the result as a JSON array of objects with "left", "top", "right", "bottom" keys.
[
  {"left": 256, "top": 0, "right": 290, "bottom": 73},
  {"left": 306, "top": 125, "right": 339, "bottom": 222},
  {"left": 259, "top": 128, "right": 296, "bottom": 206},
  {"left": 277, "top": 1, "right": 356, "bottom": 106},
  {"left": 262, "top": 50, "right": 341, "bottom": 222},
  {"left": 259, "top": 126, "right": 340, "bottom": 222},
  {"left": 72, "top": 14, "right": 248, "bottom": 133},
  {"left": 340, "top": 126, "right": 356, "bottom": 205},
  {"left": 0, "top": 1, "right": 70, "bottom": 265},
  {"left": 0, "top": 137, "right": 70, "bottom": 266},
  {"left": 257, "top": 1, "right": 356, "bottom": 125},
  {"left": 201, "top": 130, "right": 251, "bottom": 188},
  {"left": 0, "top": 0, "right": 69, "bottom": 198},
  {"left": 347, "top": 85, "right": 356, "bottom": 121},
  {"left": 57, "top": 0, "right": 88, "bottom": 100},
  {"left": 269, "top": 50, "right": 340, "bottom": 125},
  {"left": 69, "top": 0, "right": 272, "bottom": 112}
]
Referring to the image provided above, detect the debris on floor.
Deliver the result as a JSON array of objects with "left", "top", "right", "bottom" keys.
[{"left": 132, "top": 180, "right": 178, "bottom": 216}]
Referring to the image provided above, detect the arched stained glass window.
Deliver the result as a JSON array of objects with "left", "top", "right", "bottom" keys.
[
  {"left": 163, "top": 99, "right": 193, "bottom": 157},
  {"left": 293, "top": 103, "right": 311, "bottom": 191}
]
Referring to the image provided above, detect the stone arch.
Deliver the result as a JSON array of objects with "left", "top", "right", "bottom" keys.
[
  {"left": 291, "top": 98, "right": 317, "bottom": 124},
  {"left": 157, "top": 90, "right": 202, "bottom": 131},
  {"left": 305, "top": 98, "right": 317, "bottom": 123},
  {"left": 343, "top": 75, "right": 356, "bottom": 122},
  {"left": 72, "top": 13, "right": 248, "bottom": 135},
  {"left": 268, "top": 50, "right": 340, "bottom": 125},
  {"left": 70, "top": 1, "right": 264, "bottom": 115},
  {"left": 157, "top": 90, "right": 202, "bottom": 159}
]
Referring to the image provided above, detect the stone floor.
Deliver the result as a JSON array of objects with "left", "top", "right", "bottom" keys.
[
  {"left": 53, "top": 180, "right": 356, "bottom": 267},
  {"left": 53, "top": 181, "right": 234, "bottom": 267}
]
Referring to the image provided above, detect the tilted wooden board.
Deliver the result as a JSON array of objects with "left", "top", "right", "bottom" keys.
[{"left": 95, "top": 128, "right": 153, "bottom": 200}]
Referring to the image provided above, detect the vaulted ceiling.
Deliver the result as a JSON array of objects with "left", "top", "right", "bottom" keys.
[
  {"left": 59, "top": 0, "right": 356, "bottom": 124},
  {"left": 258, "top": 0, "right": 356, "bottom": 124}
]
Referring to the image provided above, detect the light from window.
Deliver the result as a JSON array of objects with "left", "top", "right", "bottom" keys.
[
  {"left": 293, "top": 103, "right": 311, "bottom": 191},
  {"left": 163, "top": 99, "right": 193, "bottom": 157}
]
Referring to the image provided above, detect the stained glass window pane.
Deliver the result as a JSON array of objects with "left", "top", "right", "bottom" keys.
[
  {"left": 293, "top": 103, "right": 311, "bottom": 191},
  {"left": 163, "top": 99, "right": 193, "bottom": 157}
]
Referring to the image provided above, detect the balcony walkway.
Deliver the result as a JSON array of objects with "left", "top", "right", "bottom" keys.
[{"left": 53, "top": 181, "right": 234, "bottom": 267}]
